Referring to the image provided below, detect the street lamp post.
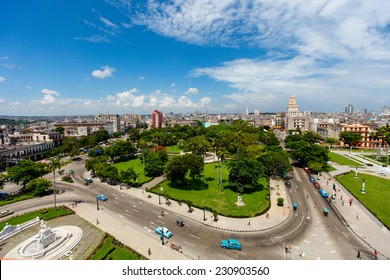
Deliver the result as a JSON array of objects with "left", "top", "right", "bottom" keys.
[
  {"left": 355, "top": 166, "right": 358, "bottom": 178},
  {"left": 96, "top": 197, "right": 99, "bottom": 210},
  {"left": 203, "top": 208, "right": 206, "bottom": 221},
  {"left": 361, "top": 178, "right": 366, "bottom": 194},
  {"left": 158, "top": 195, "right": 161, "bottom": 205}
]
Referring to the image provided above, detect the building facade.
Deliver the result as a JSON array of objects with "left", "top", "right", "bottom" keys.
[{"left": 152, "top": 110, "right": 163, "bottom": 128}]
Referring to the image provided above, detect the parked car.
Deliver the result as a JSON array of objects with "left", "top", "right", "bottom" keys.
[
  {"left": 309, "top": 177, "right": 316, "bottom": 183},
  {"left": 84, "top": 178, "right": 93, "bottom": 183},
  {"left": 221, "top": 239, "right": 242, "bottom": 250},
  {"left": 313, "top": 182, "right": 320, "bottom": 189},
  {"left": 0, "top": 192, "right": 9, "bottom": 200},
  {"left": 155, "top": 226, "right": 173, "bottom": 238},
  {"left": 96, "top": 194, "right": 108, "bottom": 201},
  {"left": 319, "top": 189, "right": 329, "bottom": 198},
  {"left": 176, "top": 217, "right": 184, "bottom": 227}
]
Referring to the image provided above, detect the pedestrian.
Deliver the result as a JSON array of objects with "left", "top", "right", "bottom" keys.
[
  {"left": 340, "top": 195, "right": 343, "bottom": 201},
  {"left": 299, "top": 250, "right": 304, "bottom": 257},
  {"left": 307, "top": 194, "right": 309, "bottom": 199},
  {"left": 248, "top": 219, "right": 251, "bottom": 226},
  {"left": 357, "top": 250, "right": 361, "bottom": 259},
  {"left": 374, "top": 249, "right": 378, "bottom": 259},
  {"left": 349, "top": 198, "right": 353, "bottom": 206},
  {"left": 285, "top": 244, "right": 288, "bottom": 253},
  {"left": 342, "top": 200, "right": 344, "bottom": 206},
  {"left": 148, "top": 248, "right": 152, "bottom": 255},
  {"left": 266, "top": 213, "right": 269, "bottom": 219},
  {"left": 96, "top": 218, "right": 99, "bottom": 225},
  {"left": 314, "top": 202, "right": 316, "bottom": 208},
  {"left": 356, "top": 213, "right": 360, "bottom": 220}
]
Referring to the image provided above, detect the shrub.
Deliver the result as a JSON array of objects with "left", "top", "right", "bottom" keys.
[{"left": 277, "top": 197, "right": 284, "bottom": 206}]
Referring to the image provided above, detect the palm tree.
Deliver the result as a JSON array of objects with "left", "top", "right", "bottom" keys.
[
  {"left": 216, "top": 148, "right": 229, "bottom": 191},
  {"left": 47, "top": 157, "right": 61, "bottom": 211}
]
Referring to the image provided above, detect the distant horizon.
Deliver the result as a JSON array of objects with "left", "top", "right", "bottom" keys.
[{"left": 1, "top": 1, "right": 389, "bottom": 115}]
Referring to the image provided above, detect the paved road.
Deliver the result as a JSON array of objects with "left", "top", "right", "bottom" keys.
[{"left": 1, "top": 152, "right": 388, "bottom": 260}]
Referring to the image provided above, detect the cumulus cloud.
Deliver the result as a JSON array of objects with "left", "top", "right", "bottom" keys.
[
  {"left": 41, "top": 88, "right": 59, "bottom": 96},
  {"left": 185, "top": 87, "right": 199, "bottom": 94},
  {"left": 0, "top": 76, "right": 5, "bottom": 83},
  {"left": 42, "top": 95, "right": 56, "bottom": 104},
  {"left": 91, "top": 66, "right": 116, "bottom": 79},
  {"left": 112, "top": 0, "right": 390, "bottom": 111}
]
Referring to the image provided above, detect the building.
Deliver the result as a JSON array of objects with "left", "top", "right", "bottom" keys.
[
  {"left": 345, "top": 104, "right": 354, "bottom": 114},
  {"left": 340, "top": 124, "right": 371, "bottom": 148},
  {"left": 285, "top": 96, "right": 311, "bottom": 132},
  {"left": 93, "top": 114, "right": 120, "bottom": 133},
  {"left": 152, "top": 110, "right": 163, "bottom": 128}
]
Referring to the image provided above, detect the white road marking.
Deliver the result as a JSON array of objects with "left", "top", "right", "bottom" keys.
[
  {"left": 237, "top": 251, "right": 246, "bottom": 255},
  {"left": 113, "top": 200, "right": 119, "bottom": 204},
  {"left": 330, "top": 251, "right": 336, "bottom": 253},
  {"left": 157, "top": 219, "right": 165, "bottom": 224},
  {"left": 190, "top": 234, "right": 200, "bottom": 239},
  {"left": 125, "top": 209, "right": 129, "bottom": 212},
  {"left": 184, "top": 242, "right": 195, "bottom": 247},
  {"left": 277, "top": 215, "right": 304, "bottom": 238},
  {"left": 304, "top": 240, "right": 311, "bottom": 243},
  {"left": 326, "top": 242, "right": 332, "bottom": 244}
]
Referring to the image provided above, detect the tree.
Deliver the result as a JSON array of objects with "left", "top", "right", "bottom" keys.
[
  {"left": 54, "top": 126, "right": 64, "bottom": 134},
  {"left": 308, "top": 161, "right": 323, "bottom": 175},
  {"left": 226, "top": 152, "right": 265, "bottom": 194},
  {"left": 25, "top": 178, "right": 52, "bottom": 196},
  {"left": 95, "top": 162, "right": 119, "bottom": 183},
  {"left": 93, "top": 130, "right": 110, "bottom": 144},
  {"left": 6, "top": 160, "right": 47, "bottom": 188},
  {"left": 47, "top": 157, "right": 61, "bottom": 211},
  {"left": 291, "top": 144, "right": 329, "bottom": 169},
  {"left": 324, "top": 137, "right": 338, "bottom": 148},
  {"left": 259, "top": 150, "right": 291, "bottom": 177},
  {"left": 119, "top": 167, "right": 138, "bottom": 186},
  {"left": 164, "top": 156, "right": 188, "bottom": 184},
  {"left": 339, "top": 131, "right": 362, "bottom": 148}
]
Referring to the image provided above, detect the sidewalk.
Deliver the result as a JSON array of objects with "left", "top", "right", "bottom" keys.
[{"left": 321, "top": 167, "right": 390, "bottom": 259}]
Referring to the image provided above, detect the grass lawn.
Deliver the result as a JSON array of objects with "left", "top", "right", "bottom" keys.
[
  {"left": 336, "top": 172, "right": 390, "bottom": 230},
  {"left": 165, "top": 145, "right": 183, "bottom": 154},
  {"left": 151, "top": 162, "right": 270, "bottom": 217},
  {"left": 90, "top": 235, "right": 144, "bottom": 260},
  {"left": 114, "top": 157, "right": 152, "bottom": 184},
  {"left": 329, "top": 152, "right": 363, "bottom": 166},
  {"left": 0, "top": 206, "right": 73, "bottom": 229}
]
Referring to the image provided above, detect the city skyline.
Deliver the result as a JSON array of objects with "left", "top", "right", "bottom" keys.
[{"left": 1, "top": 0, "right": 390, "bottom": 116}]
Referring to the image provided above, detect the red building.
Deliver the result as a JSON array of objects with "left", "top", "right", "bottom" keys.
[{"left": 152, "top": 110, "right": 163, "bottom": 128}]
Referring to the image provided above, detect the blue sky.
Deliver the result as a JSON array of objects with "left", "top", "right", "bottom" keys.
[{"left": 0, "top": 0, "right": 389, "bottom": 116}]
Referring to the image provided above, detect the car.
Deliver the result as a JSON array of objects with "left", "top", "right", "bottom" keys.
[
  {"left": 221, "top": 239, "right": 242, "bottom": 250},
  {"left": 313, "top": 182, "right": 320, "bottom": 189},
  {"left": 0, "top": 192, "right": 9, "bottom": 200},
  {"left": 309, "top": 177, "right": 316, "bottom": 183},
  {"left": 285, "top": 180, "right": 291, "bottom": 187},
  {"left": 96, "top": 194, "right": 108, "bottom": 201},
  {"left": 155, "top": 226, "right": 173, "bottom": 238},
  {"left": 84, "top": 178, "right": 93, "bottom": 183},
  {"left": 0, "top": 209, "right": 13, "bottom": 218},
  {"left": 319, "top": 189, "right": 329, "bottom": 198}
]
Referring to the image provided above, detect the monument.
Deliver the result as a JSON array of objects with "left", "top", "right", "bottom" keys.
[{"left": 4, "top": 219, "right": 83, "bottom": 260}]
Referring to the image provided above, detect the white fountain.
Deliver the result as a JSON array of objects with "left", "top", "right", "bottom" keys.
[{"left": 4, "top": 219, "right": 83, "bottom": 260}]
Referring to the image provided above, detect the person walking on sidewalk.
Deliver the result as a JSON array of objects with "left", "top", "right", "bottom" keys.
[
  {"left": 148, "top": 248, "right": 152, "bottom": 256},
  {"left": 357, "top": 250, "right": 361, "bottom": 259},
  {"left": 248, "top": 219, "right": 251, "bottom": 226},
  {"left": 356, "top": 213, "right": 360, "bottom": 220},
  {"left": 96, "top": 218, "right": 99, "bottom": 225}
]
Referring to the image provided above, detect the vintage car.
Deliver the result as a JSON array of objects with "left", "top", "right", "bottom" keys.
[
  {"left": 221, "top": 239, "right": 242, "bottom": 250},
  {"left": 155, "top": 226, "right": 173, "bottom": 238}
]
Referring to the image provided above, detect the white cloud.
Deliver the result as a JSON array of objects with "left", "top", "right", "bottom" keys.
[
  {"left": 185, "top": 87, "right": 199, "bottom": 94},
  {"left": 100, "top": 17, "right": 118, "bottom": 29},
  {"left": 0, "top": 76, "right": 5, "bottom": 83},
  {"left": 170, "top": 83, "right": 176, "bottom": 87},
  {"left": 41, "top": 88, "right": 59, "bottom": 96},
  {"left": 41, "top": 95, "right": 57, "bottom": 104},
  {"left": 25, "top": 86, "right": 32, "bottom": 90},
  {"left": 1, "top": 63, "right": 16, "bottom": 69},
  {"left": 74, "top": 35, "right": 110, "bottom": 43},
  {"left": 91, "top": 66, "right": 116, "bottom": 79},
  {"left": 139, "top": 76, "right": 145, "bottom": 80}
]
